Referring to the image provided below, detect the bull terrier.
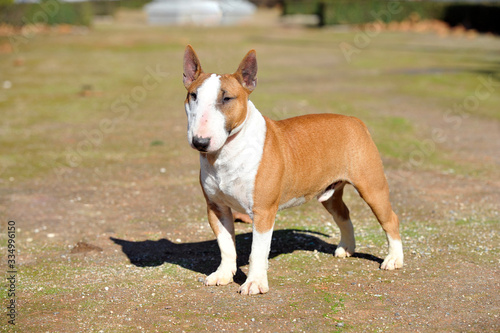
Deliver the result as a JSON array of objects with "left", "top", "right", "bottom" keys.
[{"left": 182, "top": 45, "right": 403, "bottom": 295}]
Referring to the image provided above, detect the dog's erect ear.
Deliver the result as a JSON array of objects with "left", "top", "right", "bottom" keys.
[
  {"left": 235, "top": 49, "right": 257, "bottom": 93},
  {"left": 183, "top": 45, "right": 203, "bottom": 89}
]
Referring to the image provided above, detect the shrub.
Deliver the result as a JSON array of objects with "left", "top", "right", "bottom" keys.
[
  {"left": 0, "top": 0, "right": 93, "bottom": 27},
  {"left": 283, "top": 0, "right": 446, "bottom": 25}
]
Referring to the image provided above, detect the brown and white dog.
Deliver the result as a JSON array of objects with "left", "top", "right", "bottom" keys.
[{"left": 182, "top": 45, "right": 403, "bottom": 295}]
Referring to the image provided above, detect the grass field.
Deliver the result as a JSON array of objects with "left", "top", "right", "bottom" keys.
[{"left": 1, "top": 9, "right": 499, "bottom": 332}]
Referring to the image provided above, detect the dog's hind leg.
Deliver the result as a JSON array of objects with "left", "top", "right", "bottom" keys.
[
  {"left": 354, "top": 174, "right": 403, "bottom": 270},
  {"left": 232, "top": 210, "right": 253, "bottom": 224},
  {"left": 321, "top": 181, "right": 356, "bottom": 258}
]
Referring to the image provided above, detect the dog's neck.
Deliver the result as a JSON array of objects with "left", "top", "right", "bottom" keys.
[
  {"left": 201, "top": 100, "right": 266, "bottom": 166},
  {"left": 226, "top": 101, "right": 251, "bottom": 142}
]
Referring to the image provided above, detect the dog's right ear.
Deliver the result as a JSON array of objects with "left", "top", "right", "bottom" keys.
[{"left": 183, "top": 45, "right": 203, "bottom": 89}]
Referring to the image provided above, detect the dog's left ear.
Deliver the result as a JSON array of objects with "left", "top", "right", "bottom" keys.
[
  {"left": 183, "top": 45, "right": 203, "bottom": 89},
  {"left": 235, "top": 50, "right": 257, "bottom": 93}
]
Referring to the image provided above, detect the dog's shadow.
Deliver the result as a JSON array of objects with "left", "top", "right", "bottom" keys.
[{"left": 110, "top": 229, "right": 382, "bottom": 284}]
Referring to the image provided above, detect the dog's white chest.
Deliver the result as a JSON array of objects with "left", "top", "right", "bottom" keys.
[
  {"left": 200, "top": 103, "right": 266, "bottom": 215},
  {"left": 201, "top": 158, "right": 254, "bottom": 214}
]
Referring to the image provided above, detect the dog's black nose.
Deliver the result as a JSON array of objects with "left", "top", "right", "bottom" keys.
[{"left": 192, "top": 136, "right": 211, "bottom": 152}]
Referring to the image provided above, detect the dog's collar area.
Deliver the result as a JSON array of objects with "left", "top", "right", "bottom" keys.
[{"left": 227, "top": 107, "right": 250, "bottom": 140}]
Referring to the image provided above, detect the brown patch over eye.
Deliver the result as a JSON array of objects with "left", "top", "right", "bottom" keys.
[{"left": 219, "top": 75, "right": 249, "bottom": 133}]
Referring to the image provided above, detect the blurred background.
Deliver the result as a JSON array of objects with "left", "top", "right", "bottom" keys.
[{"left": 1, "top": 0, "right": 500, "bottom": 32}]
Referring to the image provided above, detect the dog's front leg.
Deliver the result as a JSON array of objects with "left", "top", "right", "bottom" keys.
[
  {"left": 205, "top": 202, "right": 237, "bottom": 286},
  {"left": 239, "top": 209, "right": 276, "bottom": 295}
]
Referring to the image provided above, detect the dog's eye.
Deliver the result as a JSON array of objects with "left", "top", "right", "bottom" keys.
[
  {"left": 190, "top": 92, "right": 197, "bottom": 101},
  {"left": 223, "top": 96, "right": 234, "bottom": 103}
]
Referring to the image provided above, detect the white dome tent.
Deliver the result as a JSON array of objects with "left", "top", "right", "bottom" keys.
[{"left": 144, "top": 0, "right": 256, "bottom": 26}]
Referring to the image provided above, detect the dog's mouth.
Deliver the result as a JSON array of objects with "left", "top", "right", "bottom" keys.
[
  {"left": 193, "top": 146, "right": 208, "bottom": 153},
  {"left": 190, "top": 129, "right": 234, "bottom": 153},
  {"left": 191, "top": 143, "right": 208, "bottom": 153}
]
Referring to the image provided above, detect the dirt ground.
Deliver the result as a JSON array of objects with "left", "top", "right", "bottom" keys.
[{"left": 1, "top": 8, "right": 499, "bottom": 332}]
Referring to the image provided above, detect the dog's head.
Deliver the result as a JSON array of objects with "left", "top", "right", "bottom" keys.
[{"left": 182, "top": 45, "right": 257, "bottom": 153}]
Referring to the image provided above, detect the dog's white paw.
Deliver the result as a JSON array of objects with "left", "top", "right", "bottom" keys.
[
  {"left": 334, "top": 242, "right": 355, "bottom": 258},
  {"left": 238, "top": 276, "right": 269, "bottom": 295},
  {"left": 381, "top": 236, "right": 403, "bottom": 270},
  {"left": 381, "top": 253, "right": 404, "bottom": 270},
  {"left": 205, "top": 268, "right": 235, "bottom": 286}
]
